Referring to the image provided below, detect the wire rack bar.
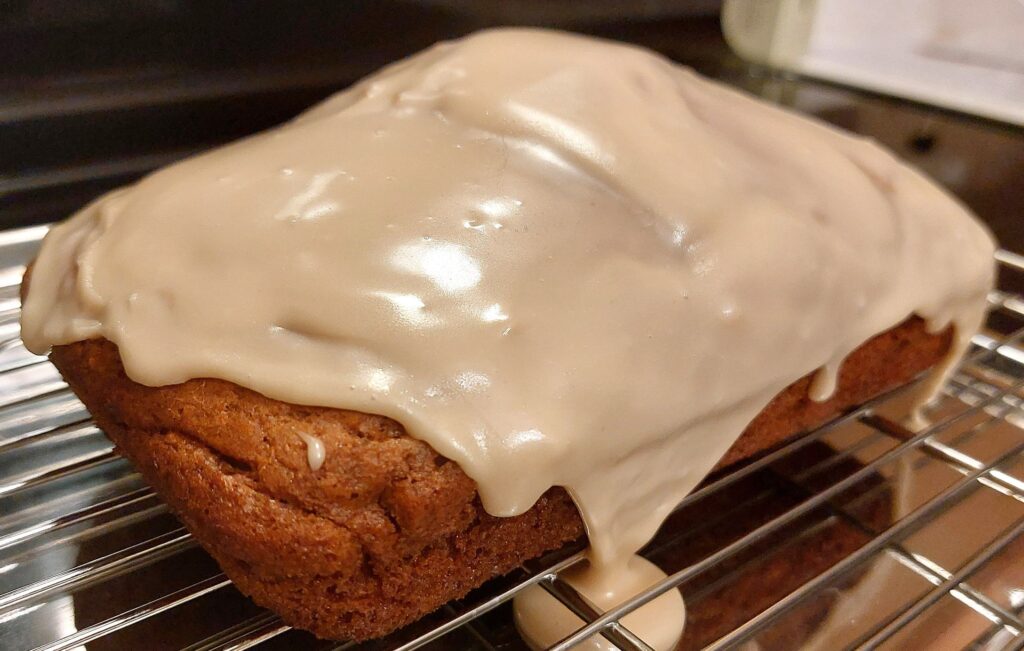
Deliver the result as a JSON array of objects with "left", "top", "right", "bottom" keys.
[
  {"left": 0, "top": 419, "right": 99, "bottom": 454},
  {"left": 218, "top": 623, "right": 294, "bottom": 651},
  {"left": 780, "top": 452, "right": 1024, "bottom": 642},
  {"left": 702, "top": 435, "right": 1024, "bottom": 650},
  {"left": 947, "top": 377, "right": 1024, "bottom": 424},
  {"left": 781, "top": 459, "right": 1024, "bottom": 637},
  {"left": 0, "top": 486, "right": 160, "bottom": 553},
  {"left": 539, "top": 574, "right": 654, "bottom": 651},
  {"left": 1005, "top": 629, "right": 1024, "bottom": 651},
  {"left": 29, "top": 574, "right": 232, "bottom": 651},
  {"left": 181, "top": 612, "right": 290, "bottom": 651},
  {"left": 0, "top": 389, "right": 85, "bottom": 440},
  {"left": 0, "top": 446, "right": 118, "bottom": 498},
  {"left": 0, "top": 340, "right": 43, "bottom": 374},
  {"left": 0, "top": 368, "right": 66, "bottom": 410},
  {"left": 459, "top": 618, "right": 501, "bottom": 651},
  {"left": 0, "top": 528, "right": 194, "bottom": 616},
  {"left": 885, "top": 547, "right": 1022, "bottom": 634},
  {"left": 823, "top": 450, "right": 1024, "bottom": 634},
  {"left": 548, "top": 370, "right": 1024, "bottom": 650},
  {"left": 968, "top": 575, "right": 1024, "bottom": 651},
  {"left": 861, "top": 413, "right": 1024, "bottom": 502},
  {"left": 859, "top": 517, "right": 1024, "bottom": 649},
  {"left": 996, "top": 250, "right": 1024, "bottom": 272}
]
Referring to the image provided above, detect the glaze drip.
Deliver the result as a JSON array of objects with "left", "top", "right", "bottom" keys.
[{"left": 298, "top": 432, "right": 325, "bottom": 471}]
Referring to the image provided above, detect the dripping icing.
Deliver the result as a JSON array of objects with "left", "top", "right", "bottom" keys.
[
  {"left": 513, "top": 557, "right": 685, "bottom": 650},
  {"left": 298, "top": 432, "right": 325, "bottom": 471}
]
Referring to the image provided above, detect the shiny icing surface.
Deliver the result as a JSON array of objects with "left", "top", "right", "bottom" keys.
[{"left": 21, "top": 28, "right": 995, "bottom": 644}]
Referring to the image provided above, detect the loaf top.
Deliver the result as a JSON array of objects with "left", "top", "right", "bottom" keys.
[{"left": 21, "top": 29, "right": 995, "bottom": 568}]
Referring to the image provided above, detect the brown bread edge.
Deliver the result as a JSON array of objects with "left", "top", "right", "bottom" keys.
[{"left": 45, "top": 318, "right": 950, "bottom": 640}]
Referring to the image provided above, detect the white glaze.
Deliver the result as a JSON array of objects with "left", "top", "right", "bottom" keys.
[
  {"left": 809, "top": 361, "right": 841, "bottom": 403},
  {"left": 20, "top": 28, "right": 995, "bottom": 645},
  {"left": 297, "top": 432, "right": 325, "bottom": 471}
]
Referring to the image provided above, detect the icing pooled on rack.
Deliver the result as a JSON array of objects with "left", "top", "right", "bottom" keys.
[
  {"left": 21, "top": 28, "right": 995, "bottom": 645},
  {"left": 514, "top": 556, "right": 685, "bottom": 650}
]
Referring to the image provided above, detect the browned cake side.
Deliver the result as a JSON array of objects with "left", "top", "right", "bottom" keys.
[{"left": 45, "top": 318, "right": 951, "bottom": 641}]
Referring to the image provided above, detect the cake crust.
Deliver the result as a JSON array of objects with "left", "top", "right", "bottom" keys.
[{"left": 46, "top": 318, "right": 950, "bottom": 640}]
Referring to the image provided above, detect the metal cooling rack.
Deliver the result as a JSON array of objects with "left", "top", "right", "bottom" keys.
[{"left": 2, "top": 226, "right": 1024, "bottom": 651}]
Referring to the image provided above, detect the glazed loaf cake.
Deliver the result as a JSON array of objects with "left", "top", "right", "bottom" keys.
[
  {"left": 41, "top": 319, "right": 949, "bottom": 640},
  {"left": 20, "top": 28, "right": 994, "bottom": 646}
]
